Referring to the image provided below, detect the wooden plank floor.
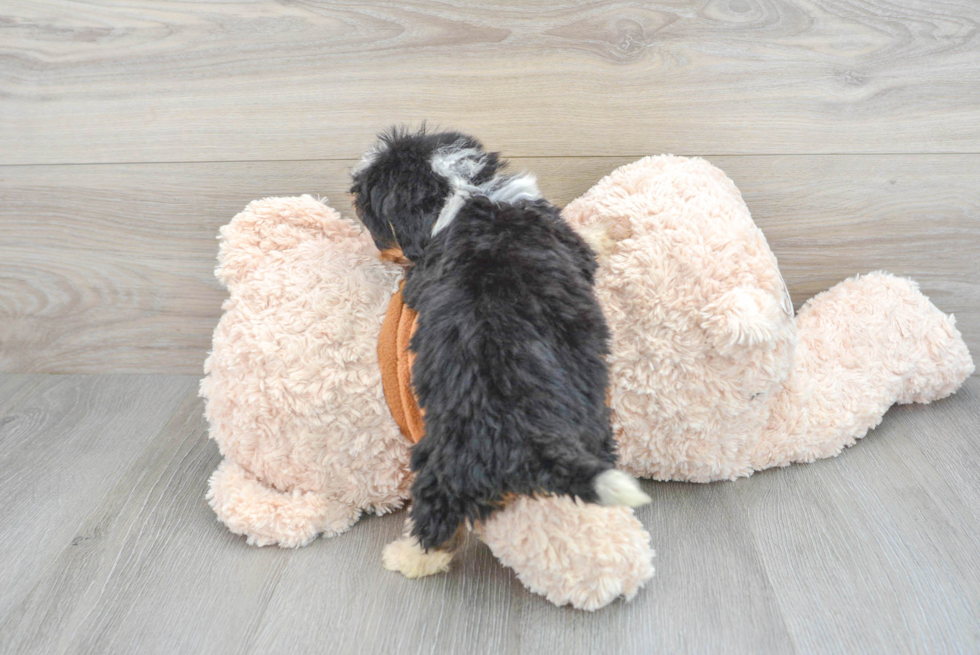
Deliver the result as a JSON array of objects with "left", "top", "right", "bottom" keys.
[{"left": 0, "top": 373, "right": 977, "bottom": 654}]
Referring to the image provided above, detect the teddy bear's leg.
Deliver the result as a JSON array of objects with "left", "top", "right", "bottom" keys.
[
  {"left": 206, "top": 459, "right": 362, "bottom": 548},
  {"left": 477, "top": 495, "right": 655, "bottom": 611},
  {"left": 381, "top": 510, "right": 461, "bottom": 579},
  {"left": 752, "top": 272, "right": 974, "bottom": 468}
]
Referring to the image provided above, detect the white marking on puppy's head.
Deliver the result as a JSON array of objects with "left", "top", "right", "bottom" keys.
[
  {"left": 430, "top": 144, "right": 488, "bottom": 184},
  {"left": 482, "top": 173, "right": 541, "bottom": 205},
  {"left": 430, "top": 143, "right": 485, "bottom": 236},
  {"left": 429, "top": 142, "right": 543, "bottom": 235}
]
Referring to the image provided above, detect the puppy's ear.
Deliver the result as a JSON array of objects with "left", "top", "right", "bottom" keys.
[{"left": 349, "top": 158, "right": 398, "bottom": 253}]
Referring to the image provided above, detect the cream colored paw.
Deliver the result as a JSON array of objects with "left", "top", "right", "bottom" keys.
[{"left": 382, "top": 537, "right": 454, "bottom": 579}]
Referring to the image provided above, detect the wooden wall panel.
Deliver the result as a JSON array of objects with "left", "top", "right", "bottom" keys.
[
  {"left": 1, "top": 155, "right": 976, "bottom": 373},
  {"left": 1, "top": 0, "right": 979, "bottom": 164}
]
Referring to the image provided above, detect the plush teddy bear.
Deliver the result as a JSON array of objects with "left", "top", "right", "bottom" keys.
[
  {"left": 201, "top": 155, "right": 973, "bottom": 611},
  {"left": 560, "top": 156, "right": 973, "bottom": 483}
]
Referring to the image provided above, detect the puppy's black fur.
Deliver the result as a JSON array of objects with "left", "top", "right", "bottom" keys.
[{"left": 351, "top": 127, "right": 618, "bottom": 551}]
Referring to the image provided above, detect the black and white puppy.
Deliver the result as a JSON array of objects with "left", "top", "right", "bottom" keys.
[{"left": 350, "top": 127, "right": 650, "bottom": 575}]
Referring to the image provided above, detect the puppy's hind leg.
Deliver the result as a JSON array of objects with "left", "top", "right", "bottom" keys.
[{"left": 382, "top": 511, "right": 465, "bottom": 579}]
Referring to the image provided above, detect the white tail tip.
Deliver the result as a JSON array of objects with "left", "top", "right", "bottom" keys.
[{"left": 594, "top": 469, "right": 652, "bottom": 508}]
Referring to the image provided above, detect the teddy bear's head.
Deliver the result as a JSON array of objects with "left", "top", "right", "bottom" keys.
[{"left": 563, "top": 156, "right": 798, "bottom": 481}]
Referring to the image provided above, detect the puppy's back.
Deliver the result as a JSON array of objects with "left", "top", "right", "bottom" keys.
[{"left": 404, "top": 197, "right": 618, "bottom": 549}]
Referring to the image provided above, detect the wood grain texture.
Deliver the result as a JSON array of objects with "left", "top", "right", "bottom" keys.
[
  {"left": 1, "top": 155, "right": 976, "bottom": 374},
  {"left": 515, "top": 481, "right": 797, "bottom": 655},
  {"left": 1, "top": 374, "right": 977, "bottom": 653},
  {"left": 248, "top": 481, "right": 796, "bottom": 655},
  {"left": 246, "top": 513, "right": 526, "bottom": 655},
  {"left": 887, "top": 377, "right": 980, "bottom": 524},
  {"left": 735, "top": 386, "right": 980, "bottom": 653},
  {"left": 0, "top": 375, "right": 197, "bottom": 622},
  {"left": 0, "top": 374, "right": 46, "bottom": 412},
  {"left": 0, "top": 382, "right": 292, "bottom": 655},
  {"left": 2, "top": 0, "right": 979, "bottom": 164}
]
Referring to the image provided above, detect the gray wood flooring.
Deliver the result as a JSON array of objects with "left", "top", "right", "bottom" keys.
[{"left": 0, "top": 373, "right": 977, "bottom": 654}]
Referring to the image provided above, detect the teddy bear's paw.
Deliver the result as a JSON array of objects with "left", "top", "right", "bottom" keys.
[
  {"left": 382, "top": 537, "right": 454, "bottom": 579},
  {"left": 796, "top": 272, "right": 975, "bottom": 406},
  {"left": 479, "top": 495, "right": 655, "bottom": 611},
  {"left": 700, "top": 286, "right": 795, "bottom": 354},
  {"left": 206, "top": 459, "right": 362, "bottom": 548}
]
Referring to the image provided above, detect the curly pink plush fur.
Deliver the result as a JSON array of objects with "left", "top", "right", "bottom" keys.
[
  {"left": 562, "top": 156, "right": 973, "bottom": 482},
  {"left": 201, "top": 197, "right": 411, "bottom": 546},
  {"left": 201, "top": 156, "right": 972, "bottom": 610}
]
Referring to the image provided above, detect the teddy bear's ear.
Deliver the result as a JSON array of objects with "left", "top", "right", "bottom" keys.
[
  {"left": 700, "top": 286, "right": 795, "bottom": 353},
  {"left": 215, "top": 195, "right": 371, "bottom": 288}
]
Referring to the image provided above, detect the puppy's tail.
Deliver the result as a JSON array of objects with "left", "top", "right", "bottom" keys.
[
  {"left": 543, "top": 445, "right": 652, "bottom": 508},
  {"left": 593, "top": 469, "right": 652, "bottom": 508}
]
